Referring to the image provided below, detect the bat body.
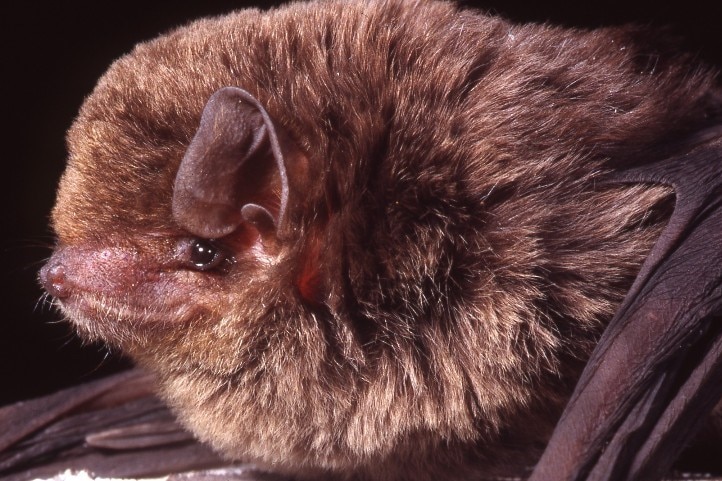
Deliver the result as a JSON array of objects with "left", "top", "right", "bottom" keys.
[{"left": 38, "top": 1, "right": 721, "bottom": 480}]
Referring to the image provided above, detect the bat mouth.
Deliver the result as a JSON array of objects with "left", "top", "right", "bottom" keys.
[{"left": 51, "top": 292, "right": 190, "bottom": 344}]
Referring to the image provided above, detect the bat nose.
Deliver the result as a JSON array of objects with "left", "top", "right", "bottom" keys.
[{"left": 40, "top": 256, "right": 71, "bottom": 299}]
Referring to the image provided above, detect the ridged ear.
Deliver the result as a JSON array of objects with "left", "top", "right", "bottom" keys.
[{"left": 172, "top": 87, "right": 291, "bottom": 240}]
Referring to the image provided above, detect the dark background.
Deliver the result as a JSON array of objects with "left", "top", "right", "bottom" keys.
[{"left": 2, "top": 0, "right": 721, "bottom": 406}]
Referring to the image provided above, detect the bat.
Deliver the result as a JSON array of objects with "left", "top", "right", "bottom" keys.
[{"left": 29, "top": 0, "right": 722, "bottom": 479}]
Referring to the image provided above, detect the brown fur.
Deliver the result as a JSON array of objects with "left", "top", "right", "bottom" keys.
[{"left": 46, "top": 1, "right": 719, "bottom": 480}]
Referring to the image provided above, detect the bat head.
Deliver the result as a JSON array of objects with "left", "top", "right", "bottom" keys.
[{"left": 40, "top": 85, "right": 309, "bottom": 341}]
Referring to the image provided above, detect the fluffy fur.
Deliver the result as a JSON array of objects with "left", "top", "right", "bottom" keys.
[{"left": 47, "top": 1, "right": 719, "bottom": 480}]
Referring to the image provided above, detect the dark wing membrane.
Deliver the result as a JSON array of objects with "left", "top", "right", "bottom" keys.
[
  {"left": 530, "top": 128, "right": 722, "bottom": 481},
  {"left": 0, "top": 369, "right": 233, "bottom": 480}
]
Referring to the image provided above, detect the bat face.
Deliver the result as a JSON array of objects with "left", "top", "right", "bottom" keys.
[{"left": 39, "top": 1, "right": 720, "bottom": 479}]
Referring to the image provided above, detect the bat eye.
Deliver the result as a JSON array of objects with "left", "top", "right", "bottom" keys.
[{"left": 189, "top": 239, "right": 227, "bottom": 271}]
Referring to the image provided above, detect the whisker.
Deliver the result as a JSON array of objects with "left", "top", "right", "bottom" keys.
[
  {"left": 3, "top": 237, "right": 56, "bottom": 251},
  {"left": 89, "top": 348, "right": 115, "bottom": 375},
  {"left": 33, "top": 292, "right": 51, "bottom": 314},
  {"left": 25, "top": 258, "right": 53, "bottom": 270},
  {"left": 50, "top": 322, "right": 85, "bottom": 349}
]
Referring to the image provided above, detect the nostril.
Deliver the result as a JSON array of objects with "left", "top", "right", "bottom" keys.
[{"left": 40, "top": 262, "right": 71, "bottom": 299}]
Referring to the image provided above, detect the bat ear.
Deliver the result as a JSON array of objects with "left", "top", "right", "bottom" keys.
[{"left": 172, "top": 87, "right": 296, "bottom": 240}]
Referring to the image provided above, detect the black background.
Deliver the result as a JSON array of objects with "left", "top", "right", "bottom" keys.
[{"left": 2, "top": 0, "right": 721, "bottom": 406}]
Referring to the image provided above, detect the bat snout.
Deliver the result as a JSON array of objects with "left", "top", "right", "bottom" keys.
[
  {"left": 40, "top": 253, "right": 71, "bottom": 299},
  {"left": 39, "top": 244, "right": 143, "bottom": 300}
]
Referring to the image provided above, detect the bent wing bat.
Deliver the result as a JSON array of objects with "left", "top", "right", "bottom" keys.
[{"left": 36, "top": 1, "right": 722, "bottom": 480}]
